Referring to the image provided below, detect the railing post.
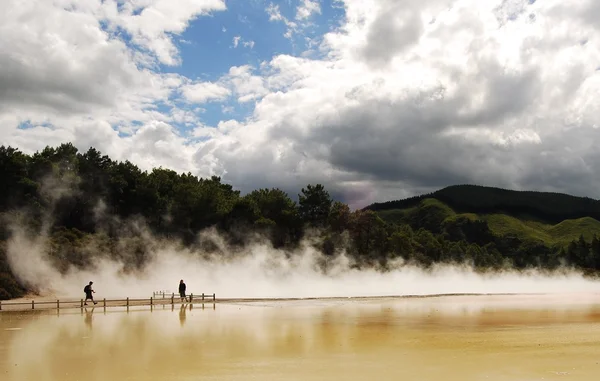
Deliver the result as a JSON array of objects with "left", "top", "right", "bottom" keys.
[
  {"left": 162, "top": 292, "right": 165, "bottom": 299},
  {"left": 190, "top": 293, "right": 193, "bottom": 303},
  {"left": 57, "top": 300, "right": 60, "bottom": 309},
  {"left": 213, "top": 293, "right": 215, "bottom": 301},
  {"left": 202, "top": 293, "right": 204, "bottom": 301},
  {"left": 32, "top": 300, "right": 34, "bottom": 310},
  {"left": 150, "top": 297, "right": 153, "bottom": 306},
  {"left": 127, "top": 297, "right": 129, "bottom": 307},
  {"left": 171, "top": 294, "right": 174, "bottom": 304},
  {"left": 103, "top": 298, "right": 106, "bottom": 308}
]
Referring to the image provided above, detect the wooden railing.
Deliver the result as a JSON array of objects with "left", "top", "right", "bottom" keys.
[
  {"left": 0, "top": 292, "right": 216, "bottom": 312},
  {"left": 152, "top": 291, "right": 216, "bottom": 302}
]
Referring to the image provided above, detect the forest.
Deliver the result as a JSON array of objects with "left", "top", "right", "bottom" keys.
[{"left": 1, "top": 143, "right": 600, "bottom": 299}]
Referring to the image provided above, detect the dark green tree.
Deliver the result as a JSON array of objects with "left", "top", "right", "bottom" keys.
[
  {"left": 246, "top": 188, "right": 301, "bottom": 247},
  {"left": 327, "top": 201, "right": 351, "bottom": 233},
  {"left": 298, "top": 184, "right": 333, "bottom": 228}
]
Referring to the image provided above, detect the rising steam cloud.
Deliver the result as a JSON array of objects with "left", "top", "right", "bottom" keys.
[
  {"left": 6, "top": 222, "right": 600, "bottom": 300},
  {"left": 4, "top": 172, "right": 600, "bottom": 300}
]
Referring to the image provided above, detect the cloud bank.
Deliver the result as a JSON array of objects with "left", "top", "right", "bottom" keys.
[{"left": 1, "top": 0, "right": 600, "bottom": 208}]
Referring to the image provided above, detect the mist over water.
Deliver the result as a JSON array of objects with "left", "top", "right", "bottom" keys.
[{"left": 6, "top": 223, "right": 600, "bottom": 300}]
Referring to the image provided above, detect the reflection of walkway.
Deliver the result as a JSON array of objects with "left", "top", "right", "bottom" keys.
[{"left": 84, "top": 308, "right": 94, "bottom": 330}]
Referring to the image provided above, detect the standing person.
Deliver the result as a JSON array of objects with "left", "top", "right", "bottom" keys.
[
  {"left": 179, "top": 279, "right": 187, "bottom": 302},
  {"left": 84, "top": 281, "right": 97, "bottom": 305}
]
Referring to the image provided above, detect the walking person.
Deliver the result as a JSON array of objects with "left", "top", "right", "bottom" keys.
[
  {"left": 84, "top": 281, "right": 97, "bottom": 305},
  {"left": 179, "top": 279, "right": 187, "bottom": 302}
]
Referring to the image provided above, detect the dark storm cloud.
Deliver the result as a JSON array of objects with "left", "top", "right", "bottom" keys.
[
  {"left": 455, "top": 62, "right": 542, "bottom": 126},
  {"left": 514, "top": 127, "right": 600, "bottom": 198},
  {"left": 0, "top": 49, "right": 130, "bottom": 114},
  {"left": 294, "top": 62, "right": 543, "bottom": 190}
]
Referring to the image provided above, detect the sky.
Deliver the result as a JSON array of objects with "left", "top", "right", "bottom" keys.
[{"left": 1, "top": 0, "right": 600, "bottom": 208}]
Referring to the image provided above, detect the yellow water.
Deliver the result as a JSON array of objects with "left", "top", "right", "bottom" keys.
[{"left": 1, "top": 294, "right": 600, "bottom": 380}]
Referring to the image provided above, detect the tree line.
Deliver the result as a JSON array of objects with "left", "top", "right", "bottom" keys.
[{"left": 0, "top": 143, "right": 599, "bottom": 299}]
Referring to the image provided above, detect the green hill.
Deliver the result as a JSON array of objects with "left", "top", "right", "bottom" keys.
[
  {"left": 475, "top": 214, "right": 600, "bottom": 246},
  {"left": 366, "top": 184, "right": 600, "bottom": 224},
  {"left": 367, "top": 185, "right": 600, "bottom": 247}
]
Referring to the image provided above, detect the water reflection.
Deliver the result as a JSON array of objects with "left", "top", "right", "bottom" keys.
[
  {"left": 84, "top": 308, "right": 94, "bottom": 330},
  {"left": 179, "top": 304, "right": 187, "bottom": 326},
  {"left": 1, "top": 295, "right": 600, "bottom": 381}
]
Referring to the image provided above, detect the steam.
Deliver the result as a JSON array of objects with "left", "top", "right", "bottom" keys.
[
  {"left": 6, "top": 224, "right": 600, "bottom": 300},
  {"left": 4, "top": 171, "right": 600, "bottom": 301}
]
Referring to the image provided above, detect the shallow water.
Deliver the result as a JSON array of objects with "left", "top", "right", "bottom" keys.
[{"left": 1, "top": 294, "right": 600, "bottom": 381}]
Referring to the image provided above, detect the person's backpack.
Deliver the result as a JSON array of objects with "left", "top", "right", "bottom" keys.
[{"left": 84, "top": 285, "right": 90, "bottom": 293}]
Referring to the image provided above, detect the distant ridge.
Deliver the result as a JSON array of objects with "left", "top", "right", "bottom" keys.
[{"left": 364, "top": 184, "right": 600, "bottom": 224}]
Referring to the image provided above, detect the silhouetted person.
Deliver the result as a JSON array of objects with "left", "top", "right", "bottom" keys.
[
  {"left": 84, "top": 281, "right": 97, "bottom": 305},
  {"left": 179, "top": 279, "right": 187, "bottom": 302}
]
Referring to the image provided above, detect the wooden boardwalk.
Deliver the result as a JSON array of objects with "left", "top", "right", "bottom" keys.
[
  {"left": 0, "top": 292, "right": 216, "bottom": 312},
  {"left": 1, "top": 292, "right": 551, "bottom": 312}
]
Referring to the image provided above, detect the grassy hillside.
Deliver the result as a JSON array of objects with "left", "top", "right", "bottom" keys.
[
  {"left": 377, "top": 199, "right": 451, "bottom": 225},
  {"left": 480, "top": 214, "right": 600, "bottom": 246},
  {"left": 367, "top": 184, "right": 600, "bottom": 224},
  {"left": 373, "top": 194, "right": 600, "bottom": 247}
]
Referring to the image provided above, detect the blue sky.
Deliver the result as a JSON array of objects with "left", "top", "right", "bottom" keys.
[
  {"left": 160, "top": 0, "right": 346, "bottom": 128},
  {"left": 175, "top": 0, "right": 344, "bottom": 77}
]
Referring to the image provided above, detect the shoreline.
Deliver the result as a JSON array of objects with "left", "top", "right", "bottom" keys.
[
  {"left": 2, "top": 291, "right": 599, "bottom": 313},
  {"left": 4, "top": 290, "right": 598, "bottom": 304},
  {"left": 4, "top": 291, "right": 544, "bottom": 303}
]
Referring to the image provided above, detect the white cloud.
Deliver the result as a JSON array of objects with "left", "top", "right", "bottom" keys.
[
  {"left": 122, "top": 121, "right": 201, "bottom": 174},
  {"left": 181, "top": 81, "right": 232, "bottom": 104},
  {"left": 221, "top": 105, "right": 235, "bottom": 114},
  {"left": 224, "top": 65, "right": 269, "bottom": 103},
  {"left": 199, "top": 0, "right": 600, "bottom": 204},
  {"left": 233, "top": 36, "right": 255, "bottom": 49},
  {"left": 0, "top": 0, "right": 186, "bottom": 130},
  {"left": 3, "top": 0, "right": 600, "bottom": 208},
  {"left": 101, "top": 0, "right": 227, "bottom": 65},
  {"left": 266, "top": 2, "right": 286, "bottom": 22},
  {"left": 296, "top": 0, "right": 321, "bottom": 20},
  {"left": 0, "top": 0, "right": 222, "bottom": 179},
  {"left": 266, "top": 2, "right": 298, "bottom": 39}
]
